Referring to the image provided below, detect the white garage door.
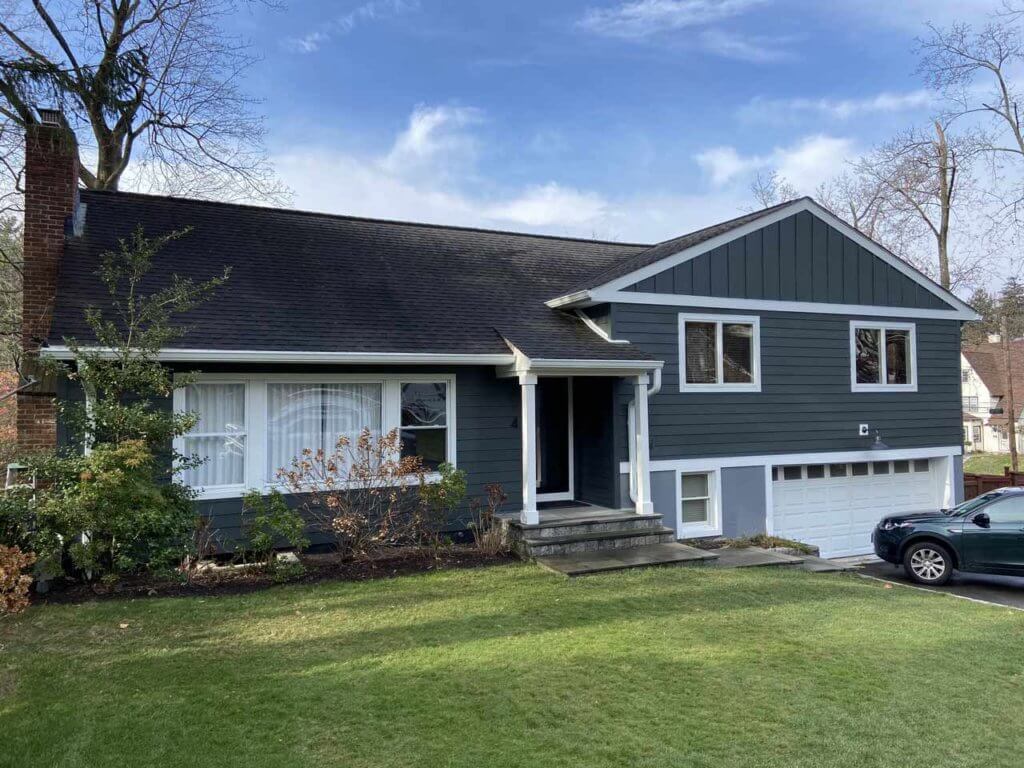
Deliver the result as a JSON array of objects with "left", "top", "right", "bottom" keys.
[{"left": 771, "top": 459, "right": 939, "bottom": 558}]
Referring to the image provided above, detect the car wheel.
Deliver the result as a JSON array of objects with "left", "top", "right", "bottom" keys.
[{"left": 902, "top": 541, "right": 953, "bottom": 586}]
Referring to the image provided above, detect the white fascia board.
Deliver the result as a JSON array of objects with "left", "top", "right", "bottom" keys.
[
  {"left": 530, "top": 358, "right": 664, "bottom": 371},
  {"left": 617, "top": 445, "right": 963, "bottom": 475},
  {"left": 586, "top": 290, "right": 976, "bottom": 321},
  {"left": 41, "top": 346, "right": 515, "bottom": 365},
  {"left": 547, "top": 198, "right": 980, "bottom": 321}
]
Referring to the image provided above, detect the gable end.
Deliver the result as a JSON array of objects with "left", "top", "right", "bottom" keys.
[{"left": 625, "top": 210, "right": 952, "bottom": 312}]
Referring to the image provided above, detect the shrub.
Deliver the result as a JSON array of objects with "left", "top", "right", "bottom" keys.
[
  {"left": 469, "top": 483, "right": 508, "bottom": 556},
  {"left": 0, "top": 545, "right": 36, "bottom": 614},
  {"left": 419, "top": 461, "right": 467, "bottom": 546},
  {"left": 27, "top": 441, "right": 196, "bottom": 582},
  {"left": 240, "top": 489, "right": 309, "bottom": 571},
  {"left": 278, "top": 428, "right": 432, "bottom": 558}
]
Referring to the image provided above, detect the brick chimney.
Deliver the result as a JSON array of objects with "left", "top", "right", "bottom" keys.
[{"left": 17, "top": 109, "right": 80, "bottom": 453}]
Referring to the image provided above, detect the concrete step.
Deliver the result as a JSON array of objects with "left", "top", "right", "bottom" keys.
[
  {"left": 536, "top": 542, "right": 718, "bottom": 576},
  {"left": 513, "top": 512, "right": 666, "bottom": 539},
  {"left": 523, "top": 527, "right": 677, "bottom": 557},
  {"left": 706, "top": 547, "right": 805, "bottom": 569}
]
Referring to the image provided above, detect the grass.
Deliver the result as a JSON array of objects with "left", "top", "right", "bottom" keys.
[
  {"left": 2, "top": 563, "right": 1024, "bottom": 768},
  {"left": 964, "top": 452, "right": 1015, "bottom": 474}
]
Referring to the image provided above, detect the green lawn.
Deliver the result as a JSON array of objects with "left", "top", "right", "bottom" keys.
[
  {"left": 964, "top": 452, "right": 1014, "bottom": 474},
  {"left": 2, "top": 564, "right": 1024, "bottom": 768}
]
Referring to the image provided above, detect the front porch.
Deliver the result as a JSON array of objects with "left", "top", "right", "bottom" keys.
[{"left": 496, "top": 359, "right": 662, "bottom": 527}]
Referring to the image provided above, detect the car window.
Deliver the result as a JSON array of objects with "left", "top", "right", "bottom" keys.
[
  {"left": 982, "top": 495, "right": 1024, "bottom": 524},
  {"left": 950, "top": 493, "right": 1005, "bottom": 516}
]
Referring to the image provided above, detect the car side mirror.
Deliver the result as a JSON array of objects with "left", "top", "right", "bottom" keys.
[{"left": 974, "top": 512, "right": 991, "bottom": 528}]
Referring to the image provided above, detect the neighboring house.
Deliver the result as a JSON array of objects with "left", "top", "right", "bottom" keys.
[
  {"left": 17, "top": 112, "right": 979, "bottom": 559},
  {"left": 961, "top": 341, "right": 1024, "bottom": 455}
]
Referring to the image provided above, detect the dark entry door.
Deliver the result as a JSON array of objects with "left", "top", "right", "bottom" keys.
[{"left": 536, "top": 378, "right": 571, "bottom": 498}]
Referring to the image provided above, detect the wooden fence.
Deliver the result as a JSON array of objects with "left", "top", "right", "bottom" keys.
[{"left": 963, "top": 468, "right": 1024, "bottom": 500}]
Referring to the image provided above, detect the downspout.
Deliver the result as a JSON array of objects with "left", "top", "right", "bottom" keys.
[{"left": 628, "top": 367, "right": 661, "bottom": 503}]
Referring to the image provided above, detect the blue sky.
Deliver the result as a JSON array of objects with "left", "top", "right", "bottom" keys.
[{"left": 222, "top": 0, "right": 1001, "bottom": 243}]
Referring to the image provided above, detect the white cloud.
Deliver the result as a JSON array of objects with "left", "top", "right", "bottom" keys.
[
  {"left": 739, "top": 90, "right": 934, "bottom": 123},
  {"left": 382, "top": 105, "right": 483, "bottom": 181},
  {"left": 576, "top": 1, "right": 788, "bottom": 61},
  {"left": 577, "top": 0, "right": 765, "bottom": 38},
  {"left": 695, "top": 134, "right": 857, "bottom": 190},
  {"left": 282, "top": 0, "right": 418, "bottom": 53},
  {"left": 695, "top": 146, "right": 757, "bottom": 186},
  {"left": 484, "top": 183, "right": 609, "bottom": 228},
  {"left": 268, "top": 105, "right": 771, "bottom": 243},
  {"left": 699, "top": 29, "right": 789, "bottom": 62}
]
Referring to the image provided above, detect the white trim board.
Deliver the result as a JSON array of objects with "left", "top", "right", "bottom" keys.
[
  {"left": 617, "top": 445, "right": 962, "bottom": 475},
  {"left": 42, "top": 345, "right": 515, "bottom": 365},
  {"left": 547, "top": 198, "right": 979, "bottom": 322},
  {"left": 581, "top": 290, "right": 975, "bottom": 321}
]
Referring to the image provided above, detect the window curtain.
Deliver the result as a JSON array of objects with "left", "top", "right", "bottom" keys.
[
  {"left": 267, "top": 383, "right": 382, "bottom": 480},
  {"left": 182, "top": 383, "right": 245, "bottom": 488}
]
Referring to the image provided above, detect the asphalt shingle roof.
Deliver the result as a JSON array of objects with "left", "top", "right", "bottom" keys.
[
  {"left": 49, "top": 190, "right": 660, "bottom": 362},
  {"left": 556, "top": 197, "right": 801, "bottom": 297},
  {"left": 963, "top": 341, "right": 1024, "bottom": 424}
]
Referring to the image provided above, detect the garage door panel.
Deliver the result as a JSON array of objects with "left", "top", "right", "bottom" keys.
[{"left": 772, "top": 460, "right": 940, "bottom": 558}]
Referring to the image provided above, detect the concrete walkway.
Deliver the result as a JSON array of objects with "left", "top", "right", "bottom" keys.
[{"left": 707, "top": 547, "right": 803, "bottom": 568}]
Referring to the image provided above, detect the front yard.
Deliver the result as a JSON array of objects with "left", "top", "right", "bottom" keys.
[{"left": 2, "top": 563, "right": 1023, "bottom": 768}]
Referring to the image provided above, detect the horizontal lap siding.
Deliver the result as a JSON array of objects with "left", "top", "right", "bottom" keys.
[
  {"left": 611, "top": 304, "right": 962, "bottom": 461},
  {"left": 149, "top": 364, "right": 521, "bottom": 549},
  {"left": 628, "top": 211, "right": 952, "bottom": 311}
]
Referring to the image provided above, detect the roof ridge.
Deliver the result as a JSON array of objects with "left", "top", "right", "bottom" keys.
[{"left": 79, "top": 188, "right": 653, "bottom": 248}]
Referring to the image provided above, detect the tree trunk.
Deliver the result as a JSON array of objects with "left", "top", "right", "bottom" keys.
[
  {"left": 1004, "top": 322, "right": 1019, "bottom": 471},
  {"left": 935, "top": 122, "right": 952, "bottom": 290}
]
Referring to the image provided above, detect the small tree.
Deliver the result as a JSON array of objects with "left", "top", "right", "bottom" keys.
[
  {"left": 997, "top": 278, "right": 1024, "bottom": 470},
  {"left": 11, "top": 226, "right": 229, "bottom": 581},
  {"left": 57, "top": 226, "right": 228, "bottom": 452}
]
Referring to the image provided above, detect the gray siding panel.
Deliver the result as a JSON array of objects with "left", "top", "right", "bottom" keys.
[
  {"left": 721, "top": 466, "right": 767, "bottom": 538},
  {"left": 610, "top": 303, "right": 962, "bottom": 461},
  {"left": 627, "top": 212, "right": 953, "bottom": 311},
  {"left": 651, "top": 470, "right": 677, "bottom": 533}
]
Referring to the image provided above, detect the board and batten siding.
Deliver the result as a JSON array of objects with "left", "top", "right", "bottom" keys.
[
  {"left": 627, "top": 211, "right": 952, "bottom": 312},
  {"left": 610, "top": 303, "right": 962, "bottom": 463}
]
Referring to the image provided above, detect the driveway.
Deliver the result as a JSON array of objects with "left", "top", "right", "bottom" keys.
[{"left": 859, "top": 560, "right": 1024, "bottom": 610}]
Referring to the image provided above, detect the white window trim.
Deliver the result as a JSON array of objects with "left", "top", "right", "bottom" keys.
[
  {"left": 849, "top": 321, "right": 918, "bottom": 392},
  {"left": 678, "top": 313, "right": 761, "bottom": 393},
  {"left": 173, "top": 373, "right": 457, "bottom": 500},
  {"left": 676, "top": 467, "right": 722, "bottom": 537}
]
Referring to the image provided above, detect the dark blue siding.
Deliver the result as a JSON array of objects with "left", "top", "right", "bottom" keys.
[
  {"left": 610, "top": 303, "right": 962, "bottom": 462},
  {"left": 627, "top": 211, "right": 952, "bottom": 311},
  {"left": 57, "top": 364, "right": 523, "bottom": 550}
]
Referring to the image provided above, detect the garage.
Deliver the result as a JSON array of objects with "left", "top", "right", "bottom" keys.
[{"left": 770, "top": 458, "right": 939, "bottom": 558}]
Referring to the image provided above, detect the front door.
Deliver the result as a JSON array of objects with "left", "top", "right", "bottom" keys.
[
  {"left": 963, "top": 495, "right": 1024, "bottom": 572},
  {"left": 536, "top": 378, "right": 572, "bottom": 501}
]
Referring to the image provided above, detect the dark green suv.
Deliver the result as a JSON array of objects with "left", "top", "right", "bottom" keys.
[{"left": 872, "top": 488, "right": 1024, "bottom": 585}]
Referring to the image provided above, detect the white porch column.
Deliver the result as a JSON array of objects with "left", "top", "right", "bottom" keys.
[
  {"left": 633, "top": 374, "right": 654, "bottom": 516},
  {"left": 520, "top": 373, "right": 539, "bottom": 525}
]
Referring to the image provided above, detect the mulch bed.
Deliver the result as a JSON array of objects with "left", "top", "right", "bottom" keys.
[{"left": 32, "top": 547, "right": 517, "bottom": 605}]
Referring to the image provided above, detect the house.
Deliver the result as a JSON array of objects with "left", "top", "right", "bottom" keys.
[
  {"left": 961, "top": 340, "right": 1024, "bottom": 454},
  {"left": 17, "top": 112, "right": 978, "bottom": 559}
]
